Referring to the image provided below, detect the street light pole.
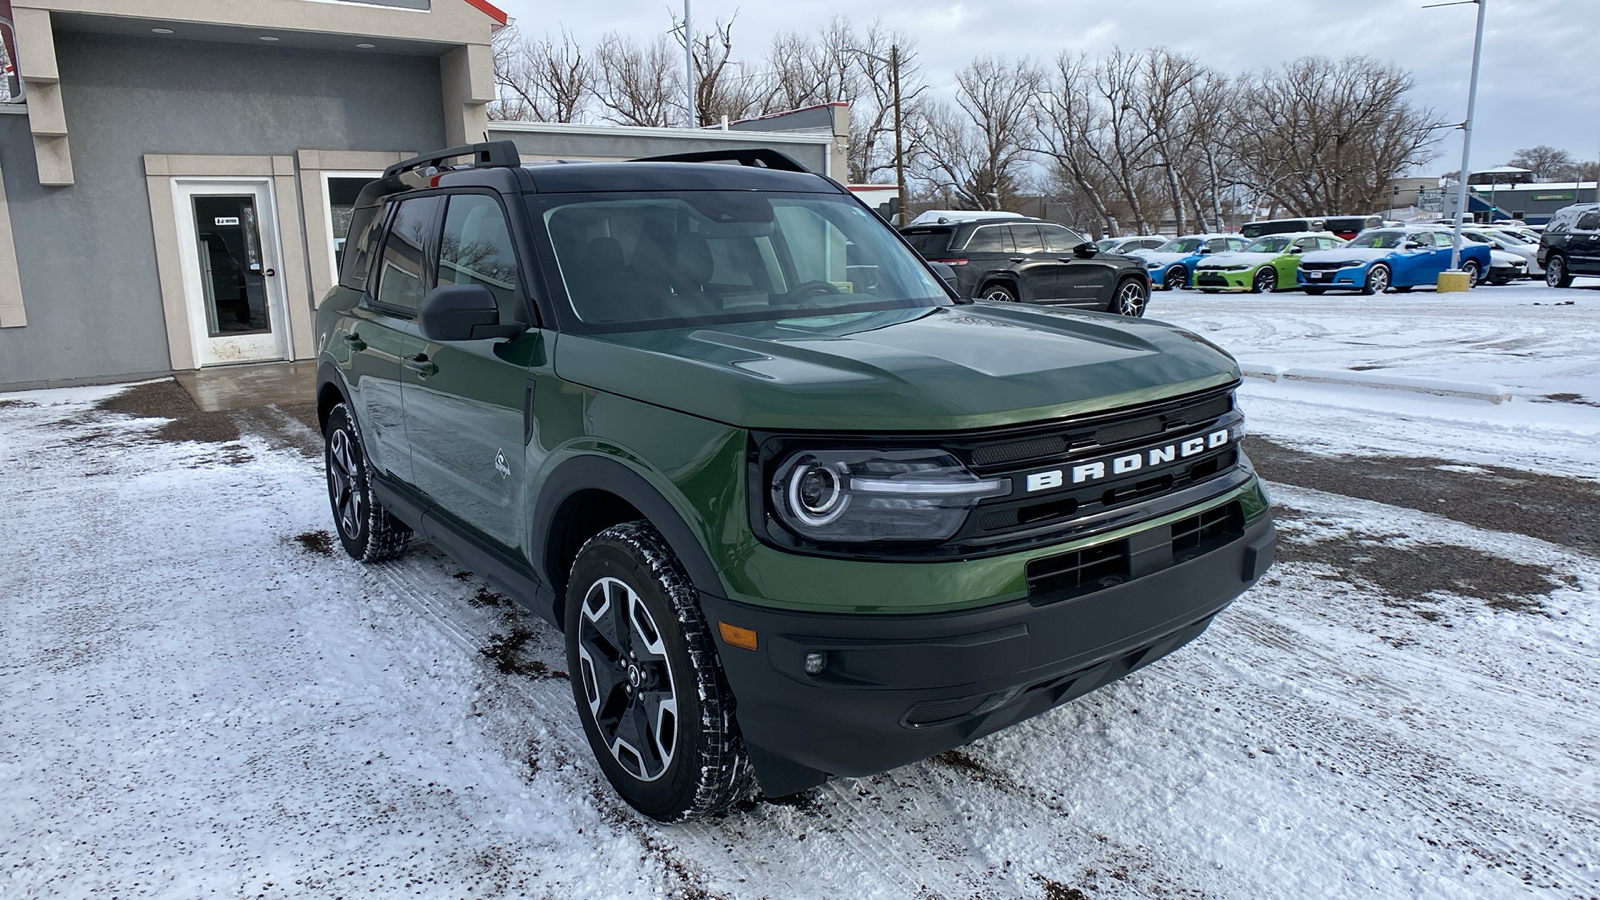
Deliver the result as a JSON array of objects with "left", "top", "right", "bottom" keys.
[
  {"left": 1449, "top": 0, "right": 1487, "bottom": 271},
  {"left": 890, "top": 45, "right": 905, "bottom": 223}
]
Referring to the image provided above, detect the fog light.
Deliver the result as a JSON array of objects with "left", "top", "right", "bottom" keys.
[{"left": 803, "top": 652, "right": 828, "bottom": 675}]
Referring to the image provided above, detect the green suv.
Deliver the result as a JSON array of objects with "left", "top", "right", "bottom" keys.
[{"left": 315, "top": 142, "right": 1276, "bottom": 822}]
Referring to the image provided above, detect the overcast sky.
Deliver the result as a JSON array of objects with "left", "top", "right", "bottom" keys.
[{"left": 489, "top": 0, "right": 1597, "bottom": 177}]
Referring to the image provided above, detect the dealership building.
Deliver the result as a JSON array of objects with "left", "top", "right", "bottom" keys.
[{"left": 0, "top": 0, "right": 846, "bottom": 390}]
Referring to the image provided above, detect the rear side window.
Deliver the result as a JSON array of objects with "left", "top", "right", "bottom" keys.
[
  {"left": 339, "top": 205, "right": 383, "bottom": 292},
  {"left": 1010, "top": 224, "right": 1044, "bottom": 253},
  {"left": 900, "top": 228, "right": 953, "bottom": 255},
  {"left": 965, "top": 225, "right": 1011, "bottom": 253},
  {"left": 439, "top": 194, "right": 524, "bottom": 325},
  {"left": 371, "top": 196, "right": 443, "bottom": 314}
]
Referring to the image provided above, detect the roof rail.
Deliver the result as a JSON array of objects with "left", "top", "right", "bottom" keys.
[
  {"left": 628, "top": 148, "right": 810, "bottom": 173},
  {"left": 383, "top": 140, "right": 522, "bottom": 179}
]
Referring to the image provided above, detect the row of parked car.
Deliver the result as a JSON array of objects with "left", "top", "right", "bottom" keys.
[{"left": 896, "top": 210, "right": 1569, "bottom": 311}]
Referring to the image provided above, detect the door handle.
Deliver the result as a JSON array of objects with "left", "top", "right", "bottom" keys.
[
  {"left": 403, "top": 353, "right": 438, "bottom": 378},
  {"left": 1057, "top": 257, "right": 1077, "bottom": 263},
  {"left": 343, "top": 333, "right": 366, "bottom": 351},
  {"left": 263, "top": 268, "right": 276, "bottom": 277},
  {"left": 1009, "top": 257, "right": 1027, "bottom": 263}
]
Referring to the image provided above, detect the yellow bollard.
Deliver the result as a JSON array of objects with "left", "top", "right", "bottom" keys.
[{"left": 1437, "top": 271, "right": 1472, "bottom": 293}]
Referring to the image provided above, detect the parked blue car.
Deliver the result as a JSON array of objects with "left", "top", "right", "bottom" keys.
[
  {"left": 1296, "top": 226, "right": 1493, "bottom": 294},
  {"left": 1134, "top": 234, "right": 1249, "bottom": 290}
]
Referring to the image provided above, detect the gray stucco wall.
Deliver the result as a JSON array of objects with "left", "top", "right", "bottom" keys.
[
  {"left": 0, "top": 31, "right": 447, "bottom": 389},
  {"left": 488, "top": 128, "right": 831, "bottom": 177}
]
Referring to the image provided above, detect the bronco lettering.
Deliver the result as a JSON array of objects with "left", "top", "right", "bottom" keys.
[{"left": 1025, "top": 428, "right": 1231, "bottom": 492}]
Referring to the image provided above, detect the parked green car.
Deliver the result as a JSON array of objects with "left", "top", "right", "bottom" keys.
[{"left": 1192, "top": 232, "right": 1346, "bottom": 293}]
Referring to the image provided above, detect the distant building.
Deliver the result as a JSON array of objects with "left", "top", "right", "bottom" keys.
[{"left": 1445, "top": 179, "right": 1600, "bottom": 225}]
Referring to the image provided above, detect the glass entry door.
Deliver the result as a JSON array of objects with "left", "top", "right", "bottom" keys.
[{"left": 173, "top": 180, "right": 291, "bottom": 366}]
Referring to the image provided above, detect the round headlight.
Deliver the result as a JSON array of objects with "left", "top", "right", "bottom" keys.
[{"left": 787, "top": 462, "right": 849, "bottom": 526}]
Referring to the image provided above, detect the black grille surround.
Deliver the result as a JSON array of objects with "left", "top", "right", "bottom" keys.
[
  {"left": 749, "top": 382, "right": 1251, "bottom": 561},
  {"left": 1193, "top": 272, "right": 1234, "bottom": 288}
]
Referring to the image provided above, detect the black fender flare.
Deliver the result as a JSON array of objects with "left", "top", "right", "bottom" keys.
[
  {"left": 315, "top": 360, "right": 352, "bottom": 432},
  {"left": 530, "top": 453, "right": 726, "bottom": 606}
]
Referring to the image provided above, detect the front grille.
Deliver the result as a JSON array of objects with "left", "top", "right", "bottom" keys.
[
  {"left": 1026, "top": 500, "right": 1245, "bottom": 606},
  {"left": 1300, "top": 261, "right": 1355, "bottom": 271},
  {"left": 1194, "top": 272, "right": 1231, "bottom": 287}
]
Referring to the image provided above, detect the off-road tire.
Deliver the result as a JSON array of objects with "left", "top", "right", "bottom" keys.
[
  {"left": 1546, "top": 254, "right": 1573, "bottom": 288},
  {"left": 1361, "top": 263, "right": 1391, "bottom": 295},
  {"left": 981, "top": 282, "right": 1018, "bottom": 303},
  {"left": 565, "top": 521, "right": 755, "bottom": 822},
  {"left": 324, "top": 402, "right": 411, "bottom": 562}
]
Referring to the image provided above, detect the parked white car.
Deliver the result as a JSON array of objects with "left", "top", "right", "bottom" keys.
[{"left": 1462, "top": 228, "right": 1542, "bottom": 277}]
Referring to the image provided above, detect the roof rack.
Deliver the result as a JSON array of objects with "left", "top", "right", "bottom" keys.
[
  {"left": 629, "top": 148, "right": 810, "bottom": 173},
  {"left": 383, "top": 140, "right": 522, "bottom": 179}
]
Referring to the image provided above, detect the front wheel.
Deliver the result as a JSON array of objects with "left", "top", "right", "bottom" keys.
[
  {"left": 1546, "top": 254, "right": 1573, "bottom": 288},
  {"left": 1250, "top": 267, "right": 1276, "bottom": 294},
  {"left": 1165, "top": 264, "right": 1188, "bottom": 291},
  {"left": 566, "top": 522, "right": 755, "bottom": 822},
  {"left": 1361, "top": 263, "right": 1391, "bottom": 295},
  {"left": 324, "top": 403, "right": 411, "bottom": 562},
  {"left": 1109, "top": 278, "right": 1148, "bottom": 316},
  {"left": 1461, "top": 260, "right": 1481, "bottom": 288}
]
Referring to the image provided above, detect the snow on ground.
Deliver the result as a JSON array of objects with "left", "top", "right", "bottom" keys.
[
  {"left": 3, "top": 283, "right": 1599, "bottom": 899},
  {"left": 1153, "top": 280, "right": 1600, "bottom": 480}
]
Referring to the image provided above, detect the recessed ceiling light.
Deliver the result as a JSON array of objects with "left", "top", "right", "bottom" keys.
[
  {"left": 355, "top": 43, "right": 376, "bottom": 49},
  {"left": 151, "top": 28, "right": 174, "bottom": 34},
  {"left": 258, "top": 35, "right": 280, "bottom": 42}
]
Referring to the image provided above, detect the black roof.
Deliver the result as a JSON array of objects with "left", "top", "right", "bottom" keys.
[{"left": 520, "top": 161, "right": 838, "bottom": 194}]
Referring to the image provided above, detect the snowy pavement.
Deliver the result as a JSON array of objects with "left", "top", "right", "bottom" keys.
[{"left": 2, "top": 283, "right": 1598, "bottom": 899}]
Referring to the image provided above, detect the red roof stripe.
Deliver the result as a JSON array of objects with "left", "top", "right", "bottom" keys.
[{"left": 462, "top": 0, "right": 508, "bottom": 25}]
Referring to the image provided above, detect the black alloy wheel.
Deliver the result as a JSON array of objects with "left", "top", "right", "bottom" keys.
[
  {"left": 1251, "top": 267, "right": 1276, "bottom": 294},
  {"left": 1165, "top": 264, "right": 1188, "bottom": 291},
  {"left": 323, "top": 403, "right": 411, "bottom": 562},
  {"left": 565, "top": 522, "right": 754, "bottom": 822},
  {"left": 982, "top": 283, "right": 1018, "bottom": 303}
]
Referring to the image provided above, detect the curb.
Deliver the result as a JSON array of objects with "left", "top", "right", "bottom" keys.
[{"left": 1239, "top": 364, "right": 1512, "bottom": 404}]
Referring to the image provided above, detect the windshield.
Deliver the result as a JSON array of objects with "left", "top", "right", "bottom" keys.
[
  {"left": 536, "top": 191, "right": 950, "bottom": 332},
  {"left": 1347, "top": 230, "right": 1407, "bottom": 249},
  {"left": 1243, "top": 236, "right": 1292, "bottom": 253},
  {"left": 1491, "top": 230, "right": 1532, "bottom": 244},
  {"left": 1157, "top": 238, "right": 1202, "bottom": 253}
]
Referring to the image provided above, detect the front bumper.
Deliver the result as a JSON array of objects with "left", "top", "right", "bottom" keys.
[
  {"left": 1194, "top": 269, "right": 1252, "bottom": 291},
  {"left": 702, "top": 498, "right": 1276, "bottom": 795},
  {"left": 1298, "top": 265, "right": 1367, "bottom": 290}
]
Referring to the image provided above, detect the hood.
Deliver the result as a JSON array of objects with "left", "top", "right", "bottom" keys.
[
  {"left": 1490, "top": 248, "right": 1525, "bottom": 265},
  {"left": 554, "top": 305, "right": 1240, "bottom": 432},
  {"left": 1299, "top": 247, "right": 1396, "bottom": 265},
  {"left": 1197, "top": 251, "right": 1277, "bottom": 269}
]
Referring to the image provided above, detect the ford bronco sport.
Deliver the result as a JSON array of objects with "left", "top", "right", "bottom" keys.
[{"left": 315, "top": 142, "right": 1276, "bottom": 822}]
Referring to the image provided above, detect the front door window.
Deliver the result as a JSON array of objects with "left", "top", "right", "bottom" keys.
[{"left": 192, "top": 195, "right": 270, "bottom": 337}]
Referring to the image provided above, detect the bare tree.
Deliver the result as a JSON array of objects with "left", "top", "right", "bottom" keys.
[
  {"left": 595, "top": 32, "right": 682, "bottom": 127},
  {"left": 1507, "top": 145, "right": 1578, "bottom": 181},
  {"left": 490, "top": 25, "right": 595, "bottom": 123},
  {"left": 1031, "top": 54, "right": 1120, "bottom": 234},
  {"left": 911, "top": 56, "right": 1040, "bottom": 210},
  {"left": 1232, "top": 55, "right": 1446, "bottom": 215},
  {"left": 847, "top": 22, "right": 923, "bottom": 185}
]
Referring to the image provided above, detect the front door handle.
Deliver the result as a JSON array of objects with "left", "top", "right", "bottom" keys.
[
  {"left": 343, "top": 333, "right": 367, "bottom": 351},
  {"left": 1009, "top": 257, "right": 1026, "bottom": 263},
  {"left": 403, "top": 353, "right": 438, "bottom": 378},
  {"left": 1057, "top": 257, "right": 1077, "bottom": 263}
]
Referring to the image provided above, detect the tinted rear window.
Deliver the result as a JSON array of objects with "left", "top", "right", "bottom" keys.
[{"left": 900, "top": 228, "right": 954, "bottom": 255}]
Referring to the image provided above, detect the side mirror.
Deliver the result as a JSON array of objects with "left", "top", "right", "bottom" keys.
[
  {"left": 1402, "top": 240, "right": 1422, "bottom": 250},
  {"left": 1074, "top": 243, "right": 1097, "bottom": 258},
  {"left": 927, "top": 261, "right": 960, "bottom": 293},
  {"left": 1288, "top": 246, "right": 1304, "bottom": 255},
  {"left": 419, "top": 284, "right": 523, "bottom": 342},
  {"left": 1198, "top": 247, "right": 1212, "bottom": 255}
]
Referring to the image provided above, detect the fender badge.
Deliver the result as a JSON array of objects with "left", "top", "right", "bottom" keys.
[{"left": 494, "top": 448, "right": 511, "bottom": 479}]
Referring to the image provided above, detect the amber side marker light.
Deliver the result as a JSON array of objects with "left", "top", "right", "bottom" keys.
[{"left": 718, "top": 622, "right": 758, "bottom": 651}]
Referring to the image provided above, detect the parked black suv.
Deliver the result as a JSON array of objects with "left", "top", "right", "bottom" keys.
[
  {"left": 899, "top": 215, "right": 1152, "bottom": 315},
  {"left": 1539, "top": 202, "right": 1600, "bottom": 288}
]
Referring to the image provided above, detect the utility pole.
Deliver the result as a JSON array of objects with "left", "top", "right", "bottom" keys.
[
  {"left": 1448, "top": 0, "right": 1487, "bottom": 271},
  {"left": 890, "top": 45, "right": 905, "bottom": 223},
  {"left": 683, "top": 0, "right": 695, "bottom": 128}
]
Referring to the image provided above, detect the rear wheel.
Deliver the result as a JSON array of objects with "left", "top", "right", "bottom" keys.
[
  {"left": 1546, "top": 254, "right": 1573, "bottom": 288},
  {"left": 981, "top": 283, "right": 1018, "bottom": 303},
  {"left": 1250, "top": 267, "right": 1276, "bottom": 294},
  {"left": 1109, "top": 278, "right": 1148, "bottom": 316},
  {"left": 566, "top": 522, "right": 754, "bottom": 822},
  {"left": 1461, "top": 260, "right": 1481, "bottom": 287},
  {"left": 324, "top": 403, "right": 411, "bottom": 562},
  {"left": 1361, "top": 263, "right": 1391, "bottom": 295}
]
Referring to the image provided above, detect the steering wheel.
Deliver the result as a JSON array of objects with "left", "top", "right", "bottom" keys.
[{"left": 785, "top": 280, "right": 844, "bottom": 306}]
